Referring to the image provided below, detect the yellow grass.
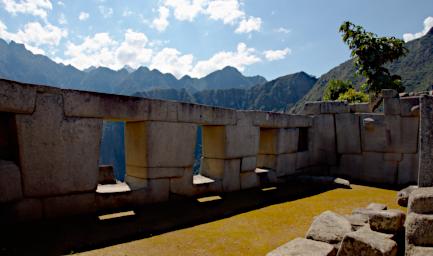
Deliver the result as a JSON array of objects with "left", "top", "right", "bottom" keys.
[{"left": 77, "top": 184, "right": 404, "bottom": 256}]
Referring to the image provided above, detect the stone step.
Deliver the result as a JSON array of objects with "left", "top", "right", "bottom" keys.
[
  {"left": 255, "top": 167, "right": 271, "bottom": 174},
  {"left": 193, "top": 174, "right": 215, "bottom": 185}
]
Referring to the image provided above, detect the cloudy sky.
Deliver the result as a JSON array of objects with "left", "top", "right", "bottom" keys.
[{"left": 0, "top": 0, "right": 432, "bottom": 80}]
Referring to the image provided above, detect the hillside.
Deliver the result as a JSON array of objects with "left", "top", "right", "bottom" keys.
[
  {"left": 291, "top": 27, "right": 433, "bottom": 113},
  {"left": 0, "top": 39, "right": 267, "bottom": 94},
  {"left": 135, "top": 71, "right": 317, "bottom": 112}
]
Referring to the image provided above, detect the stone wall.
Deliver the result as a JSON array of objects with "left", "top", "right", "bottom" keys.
[{"left": 0, "top": 79, "right": 422, "bottom": 222}]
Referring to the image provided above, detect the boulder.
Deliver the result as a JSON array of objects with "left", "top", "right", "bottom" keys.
[
  {"left": 367, "top": 203, "right": 388, "bottom": 211},
  {"left": 337, "top": 227, "right": 397, "bottom": 256},
  {"left": 408, "top": 187, "right": 433, "bottom": 214},
  {"left": 368, "top": 210, "right": 406, "bottom": 234},
  {"left": 306, "top": 211, "right": 353, "bottom": 244},
  {"left": 406, "top": 213, "right": 433, "bottom": 246},
  {"left": 267, "top": 238, "right": 337, "bottom": 256},
  {"left": 397, "top": 185, "right": 418, "bottom": 207},
  {"left": 344, "top": 214, "right": 369, "bottom": 230}
]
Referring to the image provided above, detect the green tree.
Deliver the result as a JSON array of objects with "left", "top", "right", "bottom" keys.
[
  {"left": 337, "top": 88, "right": 369, "bottom": 103},
  {"left": 323, "top": 80, "right": 354, "bottom": 101},
  {"left": 339, "top": 21, "right": 407, "bottom": 94}
]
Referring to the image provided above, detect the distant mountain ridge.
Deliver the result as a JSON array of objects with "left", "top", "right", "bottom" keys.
[
  {"left": 291, "top": 27, "right": 433, "bottom": 113},
  {"left": 0, "top": 39, "right": 267, "bottom": 94}
]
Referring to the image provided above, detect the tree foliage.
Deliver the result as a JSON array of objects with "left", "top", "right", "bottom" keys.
[
  {"left": 339, "top": 21, "right": 407, "bottom": 94},
  {"left": 323, "top": 79, "right": 354, "bottom": 101},
  {"left": 337, "top": 89, "right": 369, "bottom": 103}
]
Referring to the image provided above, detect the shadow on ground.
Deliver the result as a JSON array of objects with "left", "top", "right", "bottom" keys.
[{"left": 0, "top": 181, "right": 372, "bottom": 256}]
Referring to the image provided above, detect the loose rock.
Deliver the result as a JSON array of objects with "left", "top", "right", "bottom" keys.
[
  {"left": 267, "top": 238, "right": 337, "bottom": 256},
  {"left": 367, "top": 203, "right": 388, "bottom": 211},
  {"left": 408, "top": 187, "right": 433, "bottom": 214},
  {"left": 369, "top": 209, "right": 406, "bottom": 234},
  {"left": 397, "top": 185, "right": 418, "bottom": 207},
  {"left": 306, "top": 211, "right": 353, "bottom": 244}
]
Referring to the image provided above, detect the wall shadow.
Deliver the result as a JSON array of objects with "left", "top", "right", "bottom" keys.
[{"left": 0, "top": 182, "right": 349, "bottom": 256}]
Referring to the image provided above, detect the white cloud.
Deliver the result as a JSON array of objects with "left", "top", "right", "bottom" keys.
[
  {"left": 116, "top": 29, "right": 153, "bottom": 68},
  {"left": 235, "top": 16, "right": 261, "bottom": 33},
  {"left": 98, "top": 5, "right": 113, "bottom": 18},
  {"left": 191, "top": 42, "right": 260, "bottom": 77},
  {"left": 274, "top": 27, "right": 290, "bottom": 34},
  {"left": 57, "top": 1, "right": 63, "bottom": 6},
  {"left": 78, "top": 12, "right": 89, "bottom": 21},
  {"left": 150, "top": 48, "right": 193, "bottom": 78},
  {"left": 2, "top": 0, "right": 52, "bottom": 19},
  {"left": 58, "top": 13, "right": 67, "bottom": 24},
  {"left": 163, "top": 0, "right": 207, "bottom": 21},
  {"left": 205, "top": 0, "right": 244, "bottom": 24},
  {"left": 122, "top": 8, "right": 133, "bottom": 17},
  {"left": 403, "top": 16, "right": 433, "bottom": 42},
  {"left": 152, "top": 6, "right": 170, "bottom": 32},
  {"left": 263, "top": 48, "right": 291, "bottom": 61}
]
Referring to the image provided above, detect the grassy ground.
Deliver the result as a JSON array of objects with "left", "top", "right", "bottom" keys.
[{"left": 77, "top": 184, "right": 404, "bottom": 256}]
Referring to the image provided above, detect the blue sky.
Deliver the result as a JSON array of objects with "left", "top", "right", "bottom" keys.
[{"left": 0, "top": 0, "right": 432, "bottom": 80}]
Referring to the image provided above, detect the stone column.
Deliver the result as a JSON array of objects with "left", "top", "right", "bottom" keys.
[{"left": 418, "top": 95, "right": 433, "bottom": 187}]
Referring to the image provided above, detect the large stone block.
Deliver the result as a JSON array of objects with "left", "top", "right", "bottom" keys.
[
  {"left": 257, "top": 154, "right": 276, "bottom": 170},
  {"left": 368, "top": 209, "right": 406, "bottom": 233},
  {"left": 311, "top": 114, "right": 336, "bottom": 165},
  {"left": 301, "top": 101, "right": 321, "bottom": 115},
  {"left": 275, "top": 153, "right": 297, "bottom": 177},
  {"left": 349, "top": 103, "right": 370, "bottom": 113},
  {"left": 406, "top": 213, "right": 433, "bottom": 246},
  {"left": 398, "top": 154, "right": 418, "bottom": 185},
  {"left": 337, "top": 228, "right": 397, "bottom": 256},
  {"left": 335, "top": 113, "right": 361, "bottom": 154},
  {"left": 43, "top": 193, "right": 96, "bottom": 218},
  {"left": 253, "top": 111, "right": 312, "bottom": 128},
  {"left": 320, "top": 101, "right": 350, "bottom": 114},
  {"left": 259, "top": 128, "right": 278, "bottom": 154},
  {"left": 0, "top": 160, "right": 22, "bottom": 203},
  {"left": 241, "top": 156, "right": 257, "bottom": 172},
  {"left": 63, "top": 90, "right": 150, "bottom": 120},
  {"left": 170, "top": 168, "right": 222, "bottom": 196},
  {"left": 406, "top": 245, "right": 433, "bottom": 256},
  {"left": 306, "top": 210, "right": 352, "bottom": 244},
  {"left": 360, "top": 114, "right": 387, "bottom": 152},
  {"left": 0, "top": 79, "right": 36, "bottom": 113},
  {"left": 16, "top": 93, "right": 103, "bottom": 197},
  {"left": 240, "top": 172, "right": 260, "bottom": 190},
  {"left": 177, "top": 102, "right": 236, "bottom": 125},
  {"left": 360, "top": 153, "right": 398, "bottom": 184},
  {"left": 408, "top": 187, "right": 433, "bottom": 214},
  {"left": 201, "top": 158, "right": 241, "bottom": 192},
  {"left": 419, "top": 96, "right": 433, "bottom": 187},
  {"left": 126, "top": 166, "right": 184, "bottom": 179},
  {"left": 296, "top": 151, "right": 311, "bottom": 170},
  {"left": 125, "top": 121, "right": 197, "bottom": 169},
  {"left": 0, "top": 199, "right": 43, "bottom": 222},
  {"left": 332, "top": 154, "right": 363, "bottom": 179},
  {"left": 398, "top": 117, "right": 419, "bottom": 154},
  {"left": 384, "top": 97, "right": 400, "bottom": 115},
  {"left": 202, "top": 124, "right": 259, "bottom": 159},
  {"left": 277, "top": 128, "right": 299, "bottom": 154},
  {"left": 267, "top": 237, "right": 337, "bottom": 256}
]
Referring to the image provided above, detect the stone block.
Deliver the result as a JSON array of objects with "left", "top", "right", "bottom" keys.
[
  {"left": 384, "top": 97, "right": 400, "bottom": 115},
  {"left": 0, "top": 160, "right": 22, "bottom": 203},
  {"left": 367, "top": 203, "right": 388, "bottom": 211},
  {"left": 0, "top": 79, "right": 36, "bottom": 113},
  {"left": 406, "top": 245, "right": 433, "bottom": 256},
  {"left": 126, "top": 166, "right": 184, "bottom": 179},
  {"left": 147, "top": 99, "right": 178, "bottom": 121},
  {"left": 398, "top": 154, "right": 418, "bottom": 185},
  {"left": 296, "top": 151, "right": 311, "bottom": 170},
  {"left": 177, "top": 102, "right": 236, "bottom": 125},
  {"left": 320, "top": 101, "right": 350, "bottom": 114},
  {"left": 335, "top": 113, "right": 361, "bottom": 154},
  {"left": 125, "top": 121, "right": 197, "bottom": 168},
  {"left": 0, "top": 199, "right": 43, "bottom": 222},
  {"left": 201, "top": 158, "right": 240, "bottom": 192},
  {"left": 277, "top": 128, "right": 299, "bottom": 154},
  {"left": 170, "top": 169, "right": 222, "bottom": 196},
  {"left": 359, "top": 114, "right": 387, "bottom": 152},
  {"left": 240, "top": 172, "right": 260, "bottom": 190},
  {"left": 311, "top": 114, "right": 336, "bottom": 165},
  {"left": 397, "top": 185, "right": 418, "bottom": 207},
  {"left": 241, "top": 156, "right": 257, "bottom": 172},
  {"left": 301, "top": 101, "right": 321, "bottom": 115},
  {"left": 267, "top": 237, "right": 337, "bottom": 256},
  {"left": 43, "top": 193, "right": 96, "bottom": 218},
  {"left": 361, "top": 152, "right": 398, "bottom": 184},
  {"left": 16, "top": 93, "right": 103, "bottom": 197},
  {"left": 333, "top": 154, "right": 363, "bottom": 179},
  {"left": 408, "top": 187, "right": 433, "bottom": 214},
  {"left": 306, "top": 210, "right": 352, "bottom": 244},
  {"left": 202, "top": 124, "right": 259, "bottom": 159},
  {"left": 275, "top": 153, "right": 297, "bottom": 177},
  {"left": 63, "top": 90, "right": 150, "bottom": 120},
  {"left": 257, "top": 154, "right": 276, "bottom": 170},
  {"left": 400, "top": 97, "right": 420, "bottom": 117},
  {"left": 349, "top": 103, "right": 370, "bottom": 113},
  {"left": 383, "top": 153, "right": 402, "bottom": 162},
  {"left": 337, "top": 228, "right": 397, "bottom": 256},
  {"left": 419, "top": 96, "right": 433, "bottom": 187},
  {"left": 368, "top": 209, "right": 406, "bottom": 233},
  {"left": 259, "top": 128, "right": 278, "bottom": 154},
  {"left": 253, "top": 111, "right": 312, "bottom": 128},
  {"left": 98, "top": 165, "right": 116, "bottom": 185},
  {"left": 406, "top": 213, "right": 433, "bottom": 246}
]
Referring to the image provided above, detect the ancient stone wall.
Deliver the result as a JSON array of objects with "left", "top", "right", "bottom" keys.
[{"left": 0, "top": 79, "right": 422, "bottom": 222}]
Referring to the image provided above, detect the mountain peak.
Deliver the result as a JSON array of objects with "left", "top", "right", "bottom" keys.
[{"left": 221, "top": 66, "right": 240, "bottom": 73}]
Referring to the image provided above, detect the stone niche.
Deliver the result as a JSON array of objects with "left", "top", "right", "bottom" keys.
[{"left": 125, "top": 121, "right": 197, "bottom": 178}]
